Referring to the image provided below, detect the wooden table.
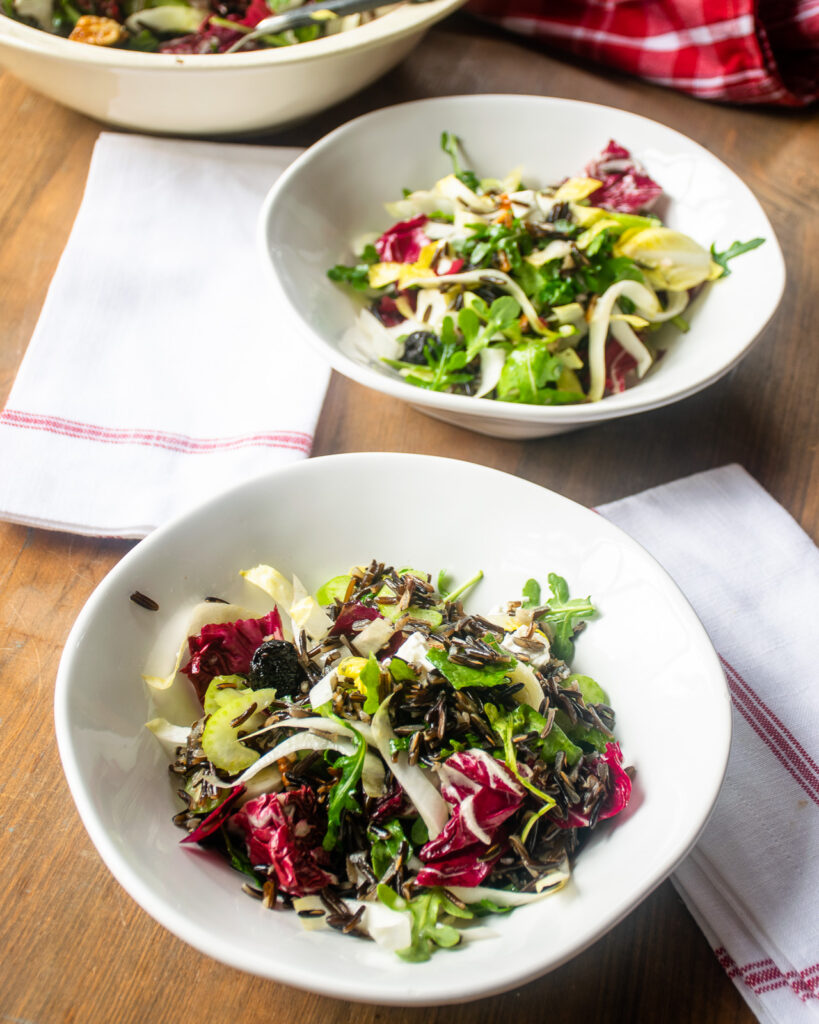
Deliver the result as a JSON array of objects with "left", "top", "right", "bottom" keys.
[{"left": 1, "top": 14, "right": 816, "bottom": 1022}]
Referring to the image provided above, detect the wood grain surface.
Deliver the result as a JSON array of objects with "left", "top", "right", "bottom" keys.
[{"left": 1, "top": 13, "right": 817, "bottom": 1023}]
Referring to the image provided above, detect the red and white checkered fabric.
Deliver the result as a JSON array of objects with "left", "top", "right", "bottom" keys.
[{"left": 466, "top": 0, "right": 819, "bottom": 105}]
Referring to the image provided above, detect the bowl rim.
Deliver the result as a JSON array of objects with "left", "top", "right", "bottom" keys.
[
  {"left": 0, "top": 0, "right": 463, "bottom": 68},
  {"left": 54, "top": 451, "right": 732, "bottom": 1004},
  {"left": 258, "top": 93, "right": 786, "bottom": 426}
]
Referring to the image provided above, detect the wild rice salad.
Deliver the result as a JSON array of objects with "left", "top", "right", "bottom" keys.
[
  {"left": 328, "top": 134, "right": 763, "bottom": 405},
  {"left": 2, "top": 0, "right": 384, "bottom": 54},
  {"left": 144, "top": 561, "right": 633, "bottom": 961}
]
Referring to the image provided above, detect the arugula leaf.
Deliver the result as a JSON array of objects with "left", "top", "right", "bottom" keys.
[
  {"left": 377, "top": 885, "right": 471, "bottom": 961},
  {"left": 710, "top": 237, "right": 765, "bottom": 278},
  {"left": 581, "top": 254, "right": 643, "bottom": 296},
  {"left": 426, "top": 647, "right": 515, "bottom": 690},
  {"left": 484, "top": 704, "right": 557, "bottom": 839},
  {"left": 409, "top": 316, "right": 476, "bottom": 393},
  {"left": 293, "top": 23, "right": 320, "bottom": 42},
  {"left": 440, "top": 131, "right": 481, "bottom": 193},
  {"left": 459, "top": 295, "right": 521, "bottom": 361},
  {"left": 410, "top": 817, "right": 429, "bottom": 846},
  {"left": 443, "top": 569, "right": 484, "bottom": 604},
  {"left": 126, "top": 28, "right": 161, "bottom": 51},
  {"left": 522, "top": 578, "right": 541, "bottom": 609},
  {"left": 389, "top": 736, "right": 410, "bottom": 756},
  {"left": 470, "top": 898, "right": 514, "bottom": 916},
  {"left": 538, "top": 573, "right": 596, "bottom": 662},
  {"left": 567, "top": 673, "right": 609, "bottom": 705},
  {"left": 389, "top": 657, "right": 417, "bottom": 683},
  {"left": 360, "top": 653, "right": 382, "bottom": 715},
  {"left": 223, "top": 829, "right": 263, "bottom": 886},
  {"left": 322, "top": 715, "right": 367, "bottom": 851},
  {"left": 55, "top": 0, "right": 83, "bottom": 24},
  {"left": 369, "top": 818, "right": 407, "bottom": 879},
  {"left": 552, "top": 674, "right": 612, "bottom": 753},
  {"left": 452, "top": 221, "right": 532, "bottom": 270},
  {"left": 496, "top": 341, "right": 566, "bottom": 405},
  {"left": 326, "top": 244, "right": 379, "bottom": 292},
  {"left": 553, "top": 708, "right": 609, "bottom": 754}
]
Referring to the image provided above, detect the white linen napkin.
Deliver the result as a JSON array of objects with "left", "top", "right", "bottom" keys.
[
  {"left": 600, "top": 465, "right": 819, "bottom": 1024},
  {"left": 0, "top": 133, "right": 328, "bottom": 538}
]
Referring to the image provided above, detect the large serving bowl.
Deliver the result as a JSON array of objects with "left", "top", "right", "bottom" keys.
[
  {"left": 260, "top": 94, "right": 785, "bottom": 439},
  {"left": 0, "top": 0, "right": 463, "bottom": 135},
  {"left": 55, "top": 452, "right": 731, "bottom": 1004}
]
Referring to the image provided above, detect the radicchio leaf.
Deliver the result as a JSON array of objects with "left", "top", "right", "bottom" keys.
[
  {"left": 373, "top": 295, "right": 405, "bottom": 326},
  {"left": 585, "top": 140, "right": 662, "bottom": 214},
  {"left": 554, "top": 742, "right": 632, "bottom": 829},
  {"left": 180, "top": 609, "right": 283, "bottom": 701},
  {"left": 375, "top": 215, "right": 430, "bottom": 263},
  {"left": 330, "top": 602, "right": 382, "bottom": 638},
  {"left": 230, "top": 788, "right": 337, "bottom": 896},
  {"left": 605, "top": 341, "right": 638, "bottom": 395},
  {"left": 180, "top": 785, "right": 245, "bottom": 845},
  {"left": 370, "top": 780, "right": 408, "bottom": 823},
  {"left": 417, "top": 750, "right": 524, "bottom": 887}
]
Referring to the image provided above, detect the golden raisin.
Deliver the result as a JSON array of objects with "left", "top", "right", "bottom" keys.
[{"left": 69, "top": 15, "right": 126, "bottom": 46}]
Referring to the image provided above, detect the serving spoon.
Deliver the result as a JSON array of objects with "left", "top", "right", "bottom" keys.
[{"left": 223, "top": 0, "right": 430, "bottom": 54}]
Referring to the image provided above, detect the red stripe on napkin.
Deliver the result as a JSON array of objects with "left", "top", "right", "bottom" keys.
[
  {"left": 0, "top": 409, "right": 313, "bottom": 456},
  {"left": 716, "top": 949, "right": 819, "bottom": 1000},
  {"left": 721, "top": 655, "right": 819, "bottom": 804}
]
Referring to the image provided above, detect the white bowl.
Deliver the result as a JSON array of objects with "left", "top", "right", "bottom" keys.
[
  {"left": 259, "top": 94, "right": 785, "bottom": 439},
  {"left": 0, "top": 1, "right": 462, "bottom": 135},
  {"left": 55, "top": 452, "right": 731, "bottom": 1005}
]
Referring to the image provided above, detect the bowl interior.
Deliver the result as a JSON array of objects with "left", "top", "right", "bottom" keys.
[
  {"left": 261, "top": 95, "right": 784, "bottom": 422},
  {"left": 55, "top": 453, "right": 731, "bottom": 1004}
]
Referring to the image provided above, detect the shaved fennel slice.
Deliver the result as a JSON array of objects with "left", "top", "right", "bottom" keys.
[
  {"left": 609, "top": 319, "right": 653, "bottom": 379},
  {"left": 237, "top": 765, "right": 282, "bottom": 804},
  {"left": 587, "top": 281, "right": 688, "bottom": 402},
  {"left": 414, "top": 288, "right": 453, "bottom": 334},
  {"left": 250, "top": 715, "right": 375, "bottom": 744},
  {"left": 125, "top": 4, "right": 201, "bottom": 33},
  {"left": 341, "top": 309, "right": 403, "bottom": 364},
  {"left": 371, "top": 696, "right": 449, "bottom": 839},
  {"left": 447, "top": 855, "right": 570, "bottom": 905},
  {"left": 292, "top": 895, "right": 412, "bottom": 952},
  {"left": 422, "top": 220, "right": 459, "bottom": 243},
  {"left": 308, "top": 668, "right": 337, "bottom": 709},
  {"left": 289, "top": 575, "right": 333, "bottom": 641},
  {"left": 410, "top": 270, "right": 549, "bottom": 336},
  {"left": 143, "top": 602, "right": 254, "bottom": 692},
  {"left": 436, "top": 174, "right": 497, "bottom": 215},
  {"left": 145, "top": 718, "right": 190, "bottom": 759},
  {"left": 476, "top": 347, "right": 507, "bottom": 398},
  {"left": 142, "top": 601, "right": 266, "bottom": 725},
  {"left": 525, "top": 240, "right": 573, "bottom": 267},
  {"left": 206, "top": 728, "right": 385, "bottom": 798},
  {"left": 240, "top": 564, "right": 294, "bottom": 612},
  {"left": 508, "top": 660, "right": 545, "bottom": 710}
]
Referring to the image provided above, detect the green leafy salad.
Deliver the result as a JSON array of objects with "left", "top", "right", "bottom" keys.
[
  {"left": 328, "top": 134, "right": 763, "bottom": 405},
  {"left": 143, "top": 560, "right": 633, "bottom": 961}
]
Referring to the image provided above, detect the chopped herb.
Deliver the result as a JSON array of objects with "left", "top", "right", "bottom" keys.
[{"left": 710, "top": 237, "right": 765, "bottom": 277}]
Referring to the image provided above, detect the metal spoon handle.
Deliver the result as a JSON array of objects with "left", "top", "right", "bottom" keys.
[{"left": 225, "top": 0, "right": 400, "bottom": 53}]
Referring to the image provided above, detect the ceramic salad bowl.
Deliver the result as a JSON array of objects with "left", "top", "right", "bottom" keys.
[
  {"left": 259, "top": 94, "right": 784, "bottom": 439},
  {"left": 55, "top": 452, "right": 731, "bottom": 1003}
]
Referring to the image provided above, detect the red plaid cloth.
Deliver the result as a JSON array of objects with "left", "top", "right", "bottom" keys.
[{"left": 466, "top": 0, "right": 819, "bottom": 105}]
